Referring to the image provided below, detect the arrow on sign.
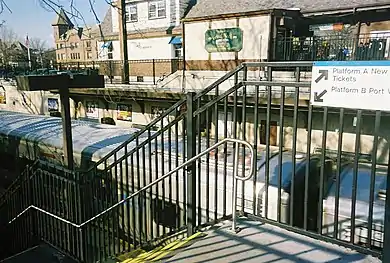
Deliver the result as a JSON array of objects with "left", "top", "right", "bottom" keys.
[
  {"left": 314, "top": 90, "right": 327, "bottom": 102},
  {"left": 315, "top": 70, "right": 328, "bottom": 83}
]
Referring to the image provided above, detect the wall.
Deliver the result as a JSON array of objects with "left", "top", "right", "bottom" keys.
[
  {"left": 128, "top": 37, "right": 174, "bottom": 60},
  {"left": 209, "top": 109, "right": 390, "bottom": 164},
  {"left": 360, "top": 21, "right": 390, "bottom": 35},
  {"left": 0, "top": 82, "right": 76, "bottom": 117},
  {"left": 98, "top": 37, "right": 175, "bottom": 60},
  {"left": 112, "top": 0, "right": 176, "bottom": 34},
  {"left": 75, "top": 96, "right": 181, "bottom": 130},
  {"left": 184, "top": 14, "right": 271, "bottom": 70},
  {"left": 55, "top": 28, "right": 99, "bottom": 63}
]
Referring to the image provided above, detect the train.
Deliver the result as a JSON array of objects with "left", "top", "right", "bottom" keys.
[
  {"left": 0, "top": 110, "right": 260, "bottom": 244},
  {"left": 0, "top": 110, "right": 382, "bottom": 252}
]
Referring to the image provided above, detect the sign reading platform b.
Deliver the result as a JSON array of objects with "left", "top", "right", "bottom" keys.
[{"left": 310, "top": 61, "right": 390, "bottom": 111}]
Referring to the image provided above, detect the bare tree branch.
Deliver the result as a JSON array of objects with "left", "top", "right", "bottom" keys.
[
  {"left": 0, "top": 0, "right": 122, "bottom": 49},
  {"left": 0, "top": 25, "right": 20, "bottom": 65},
  {"left": 0, "top": 0, "right": 12, "bottom": 15},
  {"left": 29, "top": 37, "right": 48, "bottom": 52}
]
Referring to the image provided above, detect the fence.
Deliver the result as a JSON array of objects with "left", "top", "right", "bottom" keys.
[
  {"left": 0, "top": 61, "right": 389, "bottom": 262},
  {"left": 272, "top": 33, "right": 390, "bottom": 61},
  {"left": 55, "top": 59, "right": 183, "bottom": 84}
]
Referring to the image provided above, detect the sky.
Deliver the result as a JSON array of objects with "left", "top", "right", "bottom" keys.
[{"left": 0, "top": 0, "right": 110, "bottom": 47}]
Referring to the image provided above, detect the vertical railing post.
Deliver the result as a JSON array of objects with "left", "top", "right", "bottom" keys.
[
  {"left": 186, "top": 92, "right": 196, "bottom": 236},
  {"left": 231, "top": 141, "right": 239, "bottom": 232},
  {"left": 109, "top": 61, "right": 113, "bottom": 84},
  {"left": 153, "top": 59, "right": 156, "bottom": 85},
  {"left": 382, "top": 149, "right": 390, "bottom": 262}
]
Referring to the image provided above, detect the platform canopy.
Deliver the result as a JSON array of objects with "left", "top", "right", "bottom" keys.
[{"left": 15, "top": 74, "right": 105, "bottom": 91}]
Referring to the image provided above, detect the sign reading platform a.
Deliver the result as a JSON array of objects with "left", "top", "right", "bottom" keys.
[{"left": 310, "top": 61, "right": 390, "bottom": 111}]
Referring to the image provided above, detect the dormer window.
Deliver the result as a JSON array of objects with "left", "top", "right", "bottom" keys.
[
  {"left": 148, "top": 0, "right": 166, "bottom": 19},
  {"left": 126, "top": 4, "right": 138, "bottom": 22}
]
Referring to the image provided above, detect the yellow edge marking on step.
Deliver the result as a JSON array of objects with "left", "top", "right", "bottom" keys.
[
  {"left": 161, "top": 240, "right": 181, "bottom": 250},
  {"left": 151, "top": 232, "right": 206, "bottom": 262},
  {"left": 120, "top": 249, "right": 146, "bottom": 263},
  {"left": 119, "top": 249, "right": 144, "bottom": 262},
  {"left": 142, "top": 241, "right": 180, "bottom": 261},
  {"left": 122, "top": 232, "right": 206, "bottom": 263},
  {"left": 126, "top": 257, "right": 146, "bottom": 263},
  {"left": 133, "top": 247, "right": 163, "bottom": 261},
  {"left": 140, "top": 248, "right": 164, "bottom": 261},
  {"left": 121, "top": 251, "right": 147, "bottom": 263}
]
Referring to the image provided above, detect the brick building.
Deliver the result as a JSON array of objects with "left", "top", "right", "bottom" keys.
[{"left": 52, "top": 9, "right": 99, "bottom": 63}]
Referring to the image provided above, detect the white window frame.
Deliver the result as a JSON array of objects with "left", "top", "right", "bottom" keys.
[
  {"left": 126, "top": 4, "right": 138, "bottom": 22},
  {"left": 173, "top": 44, "right": 182, "bottom": 58},
  {"left": 148, "top": 0, "right": 166, "bottom": 19}
]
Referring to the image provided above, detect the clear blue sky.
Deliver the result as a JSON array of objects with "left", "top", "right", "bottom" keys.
[{"left": 0, "top": 0, "right": 110, "bottom": 47}]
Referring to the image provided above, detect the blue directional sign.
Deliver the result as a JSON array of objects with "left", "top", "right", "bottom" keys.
[{"left": 311, "top": 60, "right": 390, "bottom": 111}]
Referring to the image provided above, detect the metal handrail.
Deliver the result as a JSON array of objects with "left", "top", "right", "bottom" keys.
[
  {"left": 90, "top": 97, "right": 187, "bottom": 169},
  {"left": 9, "top": 138, "right": 255, "bottom": 232}
]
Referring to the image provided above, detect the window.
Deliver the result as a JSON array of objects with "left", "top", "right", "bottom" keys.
[
  {"left": 70, "top": 53, "right": 80, "bottom": 60},
  {"left": 174, "top": 44, "right": 182, "bottom": 58},
  {"left": 126, "top": 5, "right": 138, "bottom": 22},
  {"left": 107, "top": 42, "right": 113, "bottom": 60},
  {"left": 328, "top": 165, "right": 388, "bottom": 202},
  {"left": 57, "top": 54, "right": 61, "bottom": 60},
  {"left": 75, "top": 42, "right": 79, "bottom": 48},
  {"left": 60, "top": 43, "right": 64, "bottom": 49},
  {"left": 148, "top": 0, "right": 166, "bottom": 19},
  {"left": 87, "top": 52, "right": 93, "bottom": 59},
  {"left": 61, "top": 53, "right": 65, "bottom": 60},
  {"left": 86, "top": 41, "right": 91, "bottom": 48},
  {"left": 107, "top": 42, "right": 113, "bottom": 52}
]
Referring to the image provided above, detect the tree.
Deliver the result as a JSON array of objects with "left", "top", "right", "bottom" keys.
[
  {"left": 29, "top": 37, "right": 49, "bottom": 68},
  {"left": 0, "top": 25, "right": 21, "bottom": 66},
  {"left": 29, "top": 37, "right": 47, "bottom": 54}
]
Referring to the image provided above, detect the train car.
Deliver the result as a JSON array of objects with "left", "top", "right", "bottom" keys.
[
  {"left": 0, "top": 110, "right": 145, "bottom": 168},
  {"left": 0, "top": 110, "right": 325, "bottom": 249}
]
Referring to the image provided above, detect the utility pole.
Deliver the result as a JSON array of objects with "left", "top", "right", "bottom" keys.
[{"left": 120, "top": 0, "right": 130, "bottom": 84}]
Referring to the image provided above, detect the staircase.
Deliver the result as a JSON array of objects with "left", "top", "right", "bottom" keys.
[{"left": 0, "top": 62, "right": 312, "bottom": 262}]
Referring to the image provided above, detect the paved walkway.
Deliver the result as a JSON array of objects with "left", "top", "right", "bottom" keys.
[{"left": 167, "top": 218, "right": 381, "bottom": 263}]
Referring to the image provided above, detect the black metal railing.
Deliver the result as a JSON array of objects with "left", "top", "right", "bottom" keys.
[
  {"left": 272, "top": 33, "right": 390, "bottom": 61},
  {"left": 2, "top": 138, "right": 254, "bottom": 262},
  {"left": 0, "top": 59, "right": 183, "bottom": 85},
  {"left": 0, "top": 61, "right": 390, "bottom": 262},
  {"left": 0, "top": 161, "right": 83, "bottom": 261}
]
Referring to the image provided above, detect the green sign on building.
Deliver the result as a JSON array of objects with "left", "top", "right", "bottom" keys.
[{"left": 205, "top": 27, "right": 243, "bottom": 53}]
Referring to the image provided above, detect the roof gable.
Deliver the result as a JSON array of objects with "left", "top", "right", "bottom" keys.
[{"left": 52, "top": 8, "right": 74, "bottom": 28}]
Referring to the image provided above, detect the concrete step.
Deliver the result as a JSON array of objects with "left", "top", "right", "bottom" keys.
[{"left": 117, "top": 232, "right": 207, "bottom": 263}]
